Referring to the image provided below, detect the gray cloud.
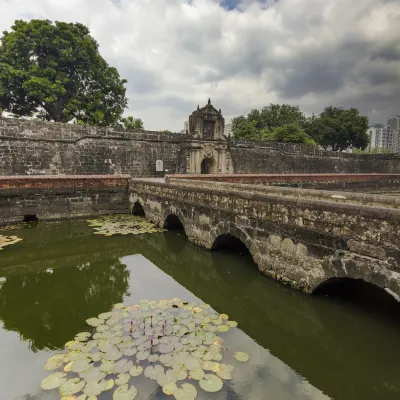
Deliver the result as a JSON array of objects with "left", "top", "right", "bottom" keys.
[{"left": 0, "top": 0, "right": 399, "bottom": 130}]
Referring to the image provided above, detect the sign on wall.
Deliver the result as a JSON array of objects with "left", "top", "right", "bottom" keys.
[{"left": 156, "top": 160, "right": 164, "bottom": 172}]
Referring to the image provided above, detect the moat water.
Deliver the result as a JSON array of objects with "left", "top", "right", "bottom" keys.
[{"left": 1, "top": 220, "right": 400, "bottom": 400}]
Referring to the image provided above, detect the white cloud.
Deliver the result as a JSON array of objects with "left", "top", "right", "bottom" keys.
[{"left": 1, "top": 0, "right": 399, "bottom": 130}]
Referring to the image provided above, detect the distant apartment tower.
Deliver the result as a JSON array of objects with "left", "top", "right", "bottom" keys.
[
  {"left": 367, "top": 124, "right": 387, "bottom": 151},
  {"left": 387, "top": 115, "right": 400, "bottom": 152}
]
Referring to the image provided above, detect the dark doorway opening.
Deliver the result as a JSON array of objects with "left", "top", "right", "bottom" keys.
[
  {"left": 23, "top": 214, "right": 38, "bottom": 223},
  {"left": 132, "top": 201, "right": 145, "bottom": 217},
  {"left": 164, "top": 214, "right": 184, "bottom": 231},
  {"left": 200, "top": 158, "right": 215, "bottom": 174}
]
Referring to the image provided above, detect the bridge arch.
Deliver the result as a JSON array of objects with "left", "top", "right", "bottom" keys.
[
  {"left": 162, "top": 206, "right": 186, "bottom": 233},
  {"left": 131, "top": 200, "right": 146, "bottom": 217},
  {"left": 311, "top": 260, "right": 400, "bottom": 301},
  {"left": 210, "top": 222, "right": 255, "bottom": 260}
]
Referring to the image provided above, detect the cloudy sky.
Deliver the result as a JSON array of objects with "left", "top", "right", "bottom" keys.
[{"left": 1, "top": 0, "right": 399, "bottom": 131}]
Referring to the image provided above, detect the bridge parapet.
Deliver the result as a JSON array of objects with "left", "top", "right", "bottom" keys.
[{"left": 130, "top": 177, "right": 400, "bottom": 298}]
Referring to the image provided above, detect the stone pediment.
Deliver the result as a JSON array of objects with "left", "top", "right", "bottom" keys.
[{"left": 188, "top": 99, "right": 226, "bottom": 141}]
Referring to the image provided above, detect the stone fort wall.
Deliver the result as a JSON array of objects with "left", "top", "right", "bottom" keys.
[{"left": 1, "top": 117, "right": 400, "bottom": 176}]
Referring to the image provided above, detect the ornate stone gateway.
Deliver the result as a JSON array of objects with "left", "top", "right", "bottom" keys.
[{"left": 186, "top": 99, "right": 234, "bottom": 174}]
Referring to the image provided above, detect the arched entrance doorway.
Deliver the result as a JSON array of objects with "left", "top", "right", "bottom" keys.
[{"left": 200, "top": 158, "right": 216, "bottom": 174}]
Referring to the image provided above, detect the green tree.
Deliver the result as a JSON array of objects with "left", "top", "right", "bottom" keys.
[
  {"left": 259, "top": 104, "right": 307, "bottom": 131},
  {"left": 231, "top": 116, "right": 259, "bottom": 139},
  {"left": 120, "top": 116, "right": 144, "bottom": 130},
  {"left": 272, "top": 124, "right": 316, "bottom": 145},
  {"left": 305, "top": 107, "right": 369, "bottom": 151},
  {"left": 232, "top": 104, "right": 307, "bottom": 141},
  {"left": 0, "top": 19, "right": 127, "bottom": 125}
]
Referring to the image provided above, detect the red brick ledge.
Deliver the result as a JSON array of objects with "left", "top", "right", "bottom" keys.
[{"left": 165, "top": 173, "right": 400, "bottom": 184}]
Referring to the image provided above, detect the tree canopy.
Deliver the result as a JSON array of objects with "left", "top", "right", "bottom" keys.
[
  {"left": 305, "top": 107, "right": 369, "bottom": 151},
  {"left": 232, "top": 103, "right": 369, "bottom": 150},
  {"left": 0, "top": 19, "right": 128, "bottom": 125}
]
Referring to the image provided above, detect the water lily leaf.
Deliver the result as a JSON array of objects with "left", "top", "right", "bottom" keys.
[
  {"left": 148, "top": 354, "right": 159, "bottom": 363},
  {"left": 201, "top": 361, "right": 219, "bottom": 372},
  {"left": 173, "top": 352, "right": 190, "bottom": 365},
  {"left": 105, "top": 379, "right": 115, "bottom": 390},
  {"left": 136, "top": 350, "right": 150, "bottom": 361},
  {"left": 72, "top": 359, "right": 93, "bottom": 373},
  {"left": 115, "top": 373, "right": 130, "bottom": 385},
  {"left": 100, "top": 360, "right": 115, "bottom": 373},
  {"left": 189, "top": 368, "right": 204, "bottom": 381},
  {"left": 88, "top": 352, "right": 103, "bottom": 362},
  {"left": 113, "top": 384, "right": 138, "bottom": 400},
  {"left": 115, "top": 359, "right": 133, "bottom": 374},
  {"left": 41, "top": 372, "right": 67, "bottom": 390},
  {"left": 66, "top": 351, "right": 87, "bottom": 362},
  {"left": 64, "top": 362, "right": 73, "bottom": 372},
  {"left": 234, "top": 352, "right": 250, "bottom": 362},
  {"left": 75, "top": 332, "right": 91, "bottom": 340},
  {"left": 159, "top": 354, "right": 173, "bottom": 364},
  {"left": 86, "top": 318, "right": 102, "bottom": 327},
  {"left": 218, "top": 325, "right": 229, "bottom": 332},
  {"left": 216, "top": 364, "right": 234, "bottom": 380},
  {"left": 199, "top": 374, "right": 223, "bottom": 393},
  {"left": 123, "top": 348, "right": 137, "bottom": 357},
  {"left": 219, "top": 314, "right": 229, "bottom": 320},
  {"left": 144, "top": 365, "right": 164, "bottom": 380},
  {"left": 185, "top": 357, "right": 201, "bottom": 371},
  {"left": 60, "top": 378, "right": 86, "bottom": 395},
  {"left": 104, "top": 350, "right": 123, "bottom": 361},
  {"left": 81, "top": 367, "right": 106, "bottom": 382},
  {"left": 83, "top": 380, "right": 107, "bottom": 397},
  {"left": 162, "top": 382, "right": 178, "bottom": 396},
  {"left": 129, "top": 365, "right": 143, "bottom": 377},
  {"left": 174, "top": 383, "right": 198, "bottom": 400},
  {"left": 227, "top": 321, "right": 238, "bottom": 328},
  {"left": 45, "top": 354, "right": 66, "bottom": 370}
]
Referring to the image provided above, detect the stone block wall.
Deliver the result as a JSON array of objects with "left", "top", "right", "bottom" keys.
[
  {"left": 0, "top": 175, "right": 131, "bottom": 225},
  {"left": 230, "top": 140, "right": 400, "bottom": 174},
  {"left": 0, "top": 118, "right": 186, "bottom": 177},
  {"left": 1, "top": 117, "right": 400, "bottom": 177}
]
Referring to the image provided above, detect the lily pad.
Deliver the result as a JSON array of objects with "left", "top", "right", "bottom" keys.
[
  {"left": 100, "top": 360, "right": 115, "bottom": 373},
  {"left": 234, "top": 352, "right": 249, "bottom": 362},
  {"left": 115, "top": 373, "right": 130, "bottom": 386},
  {"left": 41, "top": 372, "right": 68, "bottom": 390},
  {"left": 199, "top": 374, "right": 223, "bottom": 393},
  {"left": 86, "top": 318, "right": 102, "bottom": 327},
  {"left": 60, "top": 378, "right": 86, "bottom": 396},
  {"left": 174, "top": 383, "right": 198, "bottom": 400},
  {"left": 115, "top": 359, "right": 133, "bottom": 374},
  {"left": 104, "top": 350, "right": 123, "bottom": 361},
  {"left": 129, "top": 365, "right": 143, "bottom": 377},
  {"left": 113, "top": 384, "right": 138, "bottom": 400},
  {"left": 84, "top": 380, "right": 107, "bottom": 397},
  {"left": 71, "top": 359, "right": 93, "bottom": 373},
  {"left": 162, "top": 382, "right": 178, "bottom": 396},
  {"left": 189, "top": 368, "right": 204, "bottom": 380},
  {"left": 136, "top": 350, "right": 150, "bottom": 361},
  {"left": 81, "top": 367, "right": 106, "bottom": 382},
  {"left": 45, "top": 354, "right": 66, "bottom": 370}
]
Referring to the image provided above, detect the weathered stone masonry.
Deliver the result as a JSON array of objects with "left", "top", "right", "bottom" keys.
[
  {"left": 130, "top": 178, "right": 400, "bottom": 298},
  {"left": 2, "top": 117, "right": 400, "bottom": 176},
  {"left": 0, "top": 175, "right": 130, "bottom": 225}
]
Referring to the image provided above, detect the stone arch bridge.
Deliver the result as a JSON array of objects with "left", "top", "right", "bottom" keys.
[{"left": 130, "top": 176, "right": 400, "bottom": 298}]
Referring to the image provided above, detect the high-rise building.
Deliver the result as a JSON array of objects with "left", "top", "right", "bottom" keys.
[
  {"left": 367, "top": 124, "right": 387, "bottom": 151},
  {"left": 387, "top": 115, "right": 400, "bottom": 152}
]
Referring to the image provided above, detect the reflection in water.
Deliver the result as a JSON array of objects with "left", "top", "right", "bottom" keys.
[
  {"left": 0, "top": 258, "right": 129, "bottom": 352},
  {"left": 0, "top": 220, "right": 399, "bottom": 400}
]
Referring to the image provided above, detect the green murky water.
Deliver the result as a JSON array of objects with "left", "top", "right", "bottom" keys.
[{"left": 0, "top": 220, "right": 400, "bottom": 400}]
